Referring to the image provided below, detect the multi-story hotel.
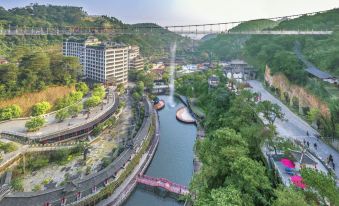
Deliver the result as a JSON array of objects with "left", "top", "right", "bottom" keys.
[
  {"left": 128, "top": 45, "right": 144, "bottom": 71},
  {"left": 63, "top": 37, "right": 129, "bottom": 85}
]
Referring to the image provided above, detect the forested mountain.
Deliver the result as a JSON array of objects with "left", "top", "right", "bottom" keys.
[
  {"left": 0, "top": 4, "right": 122, "bottom": 27},
  {"left": 230, "top": 19, "right": 278, "bottom": 32},
  {"left": 0, "top": 4, "right": 186, "bottom": 58},
  {"left": 196, "top": 8, "right": 339, "bottom": 79},
  {"left": 0, "top": 4, "right": 187, "bottom": 100}
]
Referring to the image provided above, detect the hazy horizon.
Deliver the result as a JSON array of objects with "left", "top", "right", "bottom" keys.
[{"left": 1, "top": 0, "right": 339, "bottom": 26}]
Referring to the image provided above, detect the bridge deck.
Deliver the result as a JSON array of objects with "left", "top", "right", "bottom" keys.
[
  {"left": 0, "top": 28, "right": 333, "bottom": 36},
  {"left": 136, "top": 175, "right": 189, "bottom": 195}
]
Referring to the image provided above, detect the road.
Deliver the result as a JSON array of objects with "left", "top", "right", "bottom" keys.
[{"left": 248, "top": 80, "right": 339, "bottom": 178}]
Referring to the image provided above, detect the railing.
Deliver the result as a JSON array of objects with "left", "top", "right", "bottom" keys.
[
  {"left": 0, "top": 27, "right": 333, "bottom": 36},
  {"left": 0, "top": 92, "right": 118, "bottom": 143},
  {"left": 136, "top": 175, "right": 189, "bottom": 195}
]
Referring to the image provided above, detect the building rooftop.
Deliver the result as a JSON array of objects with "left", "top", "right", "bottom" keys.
[
  {"left": 229, "top": 59, "right": 248, "bottom": 65},
  {"left": 86, "top": 42, "right": 128, "bottom": 50},
  {"left": 208, "top": 75, "right": 220, "bottom": 87}
]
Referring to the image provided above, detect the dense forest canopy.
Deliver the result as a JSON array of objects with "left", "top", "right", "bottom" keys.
[
  {"left": 0, "top": 48, "right": 81, "bottom": 99},
  {"left": 194, "top": 8, "right": 339, "bottom": 140}
]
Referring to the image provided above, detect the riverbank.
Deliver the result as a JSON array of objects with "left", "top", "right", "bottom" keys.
[
  {"left": 124, "top": 96, "right": 196, "bottom": 206},
  {"left": 97, "top": 110, "right": 160, "bottom": 206}
]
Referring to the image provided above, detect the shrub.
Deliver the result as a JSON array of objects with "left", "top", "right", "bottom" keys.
[
  {"left": 0, "top": 104, "right": 22, "bottom": 121},
  {"left": 93, "top": 85, "right": 106, "bottom": 99},
  {"left": 132, "top": 92, "right": 141, "bottom": 102},
  {"left": 41, "top": 178, "right": 52, "bottom": 185},
  {"left": 101, "top": 157, "right": 111, "bottom": 168},
  {"left": 32, "top": 184, "right": 42, "bottom": 192},
  {"left": 25, "top": 116, "right": 46, "bottom": 132},
  {"left": 68, "top": 104, "right": 83, "bottom": 116},
  {"left": 75, "top": 82, "right": 89, "bottom": 94},
  {"left": 0, "top": 142, "right": 17, "bottom": 153},
  {"left": 55, "top": 91, "right": 84, "bottom": 110},
  {"left": 49, "top": 149, "right": 69, "bottom": 165},
  {"left": 55, "top": 109, "right": 70, "bottom": 122},
  {"left": 28, "top": 156, "right": 49, "bottom": 171},
  {"left": 136, "top": 81, "right": 144, "bottom": 94},
  {"left": 117, "top": 83, "right": 125, "bottom": 94},
  {"left": 11, "top": 178, "right": 24, "bottom": 192},
  {"left": 84, "top": 96, "right": 101, "bottom": 108},
  {"left": 31, "top": 101, "right": 51, "bottom": 116},
  {"left": 86, "top": 166, "right": 91, "bottom": 175},
  {"left": 69, "top": 91, "right": 84, "bottom": 102}
]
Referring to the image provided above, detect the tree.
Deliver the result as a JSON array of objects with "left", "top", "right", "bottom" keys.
[
  {"left": 301, "top": 168, "right": 339, "bottom": 205},
  {"left": 132, "top": 91, "right": 141, "bottom": 102},
  {"left": 257, "top": 100, "right": 284, "bottom": 125},
  {"left": 19, "top": 52, "right": 51, "bottom": 90},
  {"left": 69, "top": 91, "right": 84, "bottom": 102},
  {"left": 68, "top": 104, "right": 83, "bottom": 117},
  {"left": 136, "top": 81, "right": 145, "bottom": 94},
  {"left": 117, "top": 83, "right": 125, "bottom": 94},
  {"left": 75, "top": 82, "right": 89, "bottom": 94},
  {"left": 25, "top": 116, "right": 46, "bottom": 132},
  {"left": 0, "top": 104, "right": 22, "bottom": 120},
  {"left": 195, "top": 128, "right": 249, "bottom": 188},
  {"left": 84, "top": 96, "right": 101, "bottom": 108},
  {"left": 55, "top": 109, "right": 70, "bottom": 122},
  {"left": 31, "top": 101, "right": 51, "bottom": 116},
  {"left": 228, "top": 156, "right": 272, "bottom": 205},
  {"left": 209, "top": 186, "right": 243, "bottom": 206},
  {"left": 307, "top": 108, "right": 321, "bottom": 127},
  {"left": 93, "top": 84, "right": 106, "bottom": 99},
  {"left": 273, "top": 187, "right": 308, "bottom": 206}
]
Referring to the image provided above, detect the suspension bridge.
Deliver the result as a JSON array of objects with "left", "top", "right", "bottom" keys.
[
  {"left": 0, "top": 26, "right": 333, "bottom": 36},
  {"left": 0, "top": 8, "right": 336, "bottom": 36}
]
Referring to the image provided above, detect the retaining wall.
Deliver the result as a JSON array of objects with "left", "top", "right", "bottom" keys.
[{"left": 0, "top": 98, "right": 153, "bottom": 206}]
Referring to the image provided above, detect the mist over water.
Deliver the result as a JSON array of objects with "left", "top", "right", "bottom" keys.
[{"left": 168, "top": 42, "right": 177, "bottom": 107}]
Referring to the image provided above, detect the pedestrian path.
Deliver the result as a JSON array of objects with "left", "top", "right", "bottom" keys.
[{"left": 249, "top": 80, "right": 339, "bottom": 179}]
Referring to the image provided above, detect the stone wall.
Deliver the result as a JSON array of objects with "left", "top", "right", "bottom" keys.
[{"left": 264, "top": 66, "right": 330, "bottom": 117}]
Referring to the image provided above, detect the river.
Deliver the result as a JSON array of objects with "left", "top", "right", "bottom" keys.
[{"left": 124, "top": 95, "right": 197, "bottom": 206}]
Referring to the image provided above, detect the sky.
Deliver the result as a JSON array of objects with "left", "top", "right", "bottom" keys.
[{"left": 1, "top": 0, "right": 339, "bottom": 26}]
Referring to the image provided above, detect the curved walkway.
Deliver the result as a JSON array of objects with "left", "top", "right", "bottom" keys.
[{"left": 0, "top": 88, "right": 117, "bottom": 143}]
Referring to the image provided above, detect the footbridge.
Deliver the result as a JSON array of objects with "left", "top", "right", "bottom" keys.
[
  {"left": 136, "top": 175, "right": 189, "bottom": 196},
  {"left": 0, "top": 27, "right": 332, "bottom": 36},
  {"left": 0, "top": 8, "right": 336, "bottom": 36}
]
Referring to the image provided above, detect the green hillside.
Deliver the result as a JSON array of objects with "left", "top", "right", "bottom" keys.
[
  {"left": 0, "top": 4, "right": 185, "bottom": 101},
  {"left": 194, "top": 8, "right": 339, "bottom": 141},
  {"left": 230, "top": 19, "right": 279, "bottom": 32},
  {"left": 0, "top": 4, "right": 185, "bottom": 59},
  {"left": 274, "top": 8, "right": 339, "bottom": 30}
]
